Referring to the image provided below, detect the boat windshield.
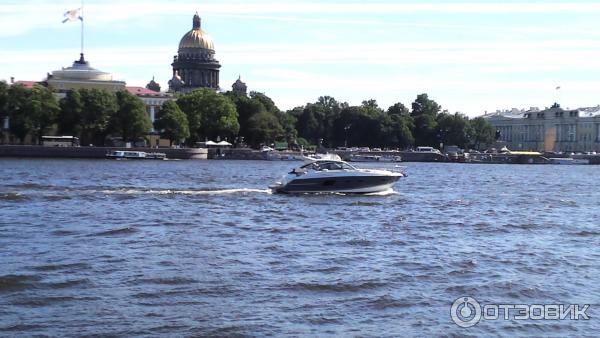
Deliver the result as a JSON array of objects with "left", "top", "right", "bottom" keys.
[{"left": 301, "top": 161, "right": 356, "bottom": 171}]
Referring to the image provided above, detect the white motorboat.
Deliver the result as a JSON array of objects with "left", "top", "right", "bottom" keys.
[
  {"left": 349, "top": 154, "right": 381, "bottom": 162},
  {"left": 415, "top": 146, "right": 442, "bottom": 154},
  {"left": 303, "top": 153, "right": 342, "bottom": 161},
  {"left": 379, "top": 155, "right": 402, "bottom": 162},
  {"left": 269, "top": 159, "right": 404, "bottom": 194},
  {"left": 349, "top": 154, "right": 402, "bottom": 162},
  {"left": 548, "top": 158, "right": 590, "bottom": 165},
  {"left": 106, "top": 151, "right": 166, "bottom": 160}
]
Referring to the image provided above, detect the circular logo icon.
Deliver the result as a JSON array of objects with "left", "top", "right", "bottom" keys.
[{"left": 451, "top": 296, "right": 482, "bottom": 328}]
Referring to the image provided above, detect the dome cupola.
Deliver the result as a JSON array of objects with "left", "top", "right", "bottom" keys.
[
  {"left": 232, "top": 75, "right": 248, "bottom": 95},
  {"left": 170, "top": 12, "right": 221, "bottom": 93},
  {"left": 178, "top": 12, "right": 215, "bottom": 51}
]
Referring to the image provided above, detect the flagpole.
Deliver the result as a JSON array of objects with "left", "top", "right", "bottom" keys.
[{"left": 81, "top": 0, "right": 84, "bottom": 55}]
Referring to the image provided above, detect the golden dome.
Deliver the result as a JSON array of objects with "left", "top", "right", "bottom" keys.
[{"left": 178, "top": 13, "right": 215, "bottom": 51}]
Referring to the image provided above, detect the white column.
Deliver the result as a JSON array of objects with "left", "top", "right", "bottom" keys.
[{"left": 150, "top": 106, "right": 156, "bottom": 132}]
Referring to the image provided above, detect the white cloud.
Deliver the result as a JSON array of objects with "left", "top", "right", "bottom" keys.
[
  {"left": 3, "top": 1, "right": 600, "bottom": 114},
  {"left": 4, "top": 1, "right": 600, "bottom": 36}
]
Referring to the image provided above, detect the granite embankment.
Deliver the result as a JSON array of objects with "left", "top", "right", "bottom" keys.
[{"left": 0, "top": 145, "right": 208, "bottom": 159}]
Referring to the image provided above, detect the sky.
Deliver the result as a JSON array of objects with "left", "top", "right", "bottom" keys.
[{"left": 2, "top": 0, "right": 600, "bottom": 116}]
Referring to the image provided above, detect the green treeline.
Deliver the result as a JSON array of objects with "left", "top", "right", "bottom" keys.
[{"left": 0, "top": 81, "right": 496, "bottom": 149}]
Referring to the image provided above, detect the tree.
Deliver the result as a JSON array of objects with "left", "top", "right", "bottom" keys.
[
  {"left": 387, "top": 102, "right": 410, "bottom": 117},
  {"left": 412, "top": 113, "right": 438, "bottom": 147},
  {"left": 411, "top": 93, "right": 441, "bottom": 117},
  {"left": 330, "top": 104, "right": 383, "bottom": 148},
  {"left": 154, "top": 100, "right": 190, "bottom": 146},
  {"left": 250, "top": 91, "right": 279, "bottom": 114},
  {"left": 385, "top": 102, "right": 414, "bottom": 149},
  {"left": 226, "top": 92, "right": 267, "bottom": 142},
  {"left": 58, "top": 90, "right": 84, "bottom": 136},
  {"left": 177, "top": 88, "right": 239, "bottom": 143},
  {"left": 0, "top": 81, "right": 8, "bottom": 142},
  {"left": 277, "top": 111, "right": 297, "bottom": 144},
  {"left": 411, "top": 94, "right": 441, "bottom": 146},
  {"left": 381, "top": 113, "right": 414, "bottom": 149},
  {"left": 293, "top": 103, "right": 322, "bottom": 144},
  {"left": 28, "top": 85, "right": 60, "bottom": 144},
  {"left": 291, "top": 96, "right": 342, "bottom": 146},
  {"left": 110, "top": 91, "right": 152, "bottom": 143},
  {"left": 6, "top": 84, "right": 32, "bottom": 144},
  {"left": 79, "top": 89, "right": 118, "bottom": 146},
  {"left": 247, "top": 111, "right": 284, "bottom": 146},
  {"left": 436, "top": 112, "right": 470, "bottom": 148},
  {"left": 468, "top": 117, "right": 496, "bottom": 150}
]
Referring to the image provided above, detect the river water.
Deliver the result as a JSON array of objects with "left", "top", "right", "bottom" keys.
[{"left": 0, "top": 159, "right": 598, "bottom": 337}]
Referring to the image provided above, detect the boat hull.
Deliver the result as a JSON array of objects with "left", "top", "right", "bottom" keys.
[{"left": 272, "top": 175, "right": 400, "bottom": 194}]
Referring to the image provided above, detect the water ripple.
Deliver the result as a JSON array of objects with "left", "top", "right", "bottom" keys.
[{"left": 0, "top": 159, "right": 598, "bottom": 336}]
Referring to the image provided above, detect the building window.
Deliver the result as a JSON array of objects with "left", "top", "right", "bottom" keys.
[{"left": 568, "top": 124, "right": 576, "bottom": 142}]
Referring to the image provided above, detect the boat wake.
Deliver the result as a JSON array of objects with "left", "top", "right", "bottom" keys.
[
  {"left": 364, "top": 188, "right": 398, "bottom": 196},
  {"left": 98, "top": 188, "right": 272, "bottom": 196}
]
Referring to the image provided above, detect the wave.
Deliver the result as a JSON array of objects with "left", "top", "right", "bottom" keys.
[
  {"left": 133, "top": 276, "right": 198, "bottom": 286},
  {"left": 32, "top": 262, "right": 90, "bottom": 272},
  {"left": 89, "top": 227, "right": 138, "bottom": 237},
  {"left": 570, "top": 230, "right": 600, "bottom": 237},
  {"left": 42, "top": 278, "right": 91, "bottom": 289},
  {"left": 345, "top": 238, "right": 374, "bottom": 246},
  {"left": 0, "top": 192, "right": 30, "bottom": 202},
  {"left": 284, "top": 280, "right": 387, "bottom": 292},
  {"left": 0, "top": 274, "right": 41, "bottom": 292},
  {"left": 368, "top": 294, "right": 414, "bottom": 310}
]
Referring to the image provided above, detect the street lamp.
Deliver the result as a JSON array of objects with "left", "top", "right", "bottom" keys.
[{"left": 344, "top": 124, "right": 351, "bottom": 148}]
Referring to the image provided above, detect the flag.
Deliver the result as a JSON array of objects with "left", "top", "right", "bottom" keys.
[{"left": 62, "top": 8, "right": 83, "bottom": 23}]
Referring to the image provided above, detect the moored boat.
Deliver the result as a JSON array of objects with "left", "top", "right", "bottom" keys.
[
  {"left": 106, "top": 150, "right": 167, "bottom": 160},
  {"left": 548, "top": 158, "right": 590, "bottom": 165}
]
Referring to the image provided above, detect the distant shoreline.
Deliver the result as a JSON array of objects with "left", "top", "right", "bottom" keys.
[
  {"left": 0, "top": 145, "right": 208, "bottom": 160},
  {"left": 2, "top": 145, "right": 600, "bottom": 164}
]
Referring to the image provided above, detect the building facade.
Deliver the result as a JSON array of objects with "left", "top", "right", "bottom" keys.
[
  {"left": 484, "top": 106, "right": 600, "bottom": 153},
  {"left": 169, "top": 13, "right": 221, "bottom": 92}
]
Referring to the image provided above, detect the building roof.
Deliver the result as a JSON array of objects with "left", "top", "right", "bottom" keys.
[
  {"left": 126, "top": 86, "right": 170, "bottom": 97},
  {"left": 14, "top": 81, "right": 38, "bottom": 89},
  {"left": 577, "top": 106, "right": 600, "bottom": 117},
  {"left": 50, "top": 53, "right": 115, "bottom": 82},
  {"left": 483, "top": 109, "right": 526, "bottom": 119},
  {"left": 484, "top": 105, "right": 600, "bottom": 119}
]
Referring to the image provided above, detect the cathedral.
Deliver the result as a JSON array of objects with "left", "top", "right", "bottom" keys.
[{"left": 169, "top": 13, "right": 221, "bottom": 92}]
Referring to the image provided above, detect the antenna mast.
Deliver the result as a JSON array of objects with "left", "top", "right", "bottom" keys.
[{"left": 80, "top": 0, "right": 84, "bottom": 55}]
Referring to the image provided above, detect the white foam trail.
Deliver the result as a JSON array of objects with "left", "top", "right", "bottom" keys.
[
  {"left": 364, "top": 188, "right": 398, "bottom": 196},
  {"left": 98, "top": 188, "right": 272, "bottom": 195}
]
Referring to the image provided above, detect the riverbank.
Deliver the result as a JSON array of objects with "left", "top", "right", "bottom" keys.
[
  {"left": 0, "top": 145, "right": 207, "bottom": 160},
  {"left": 3, "top": 145, "right": 600, "bottom": 164}
]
